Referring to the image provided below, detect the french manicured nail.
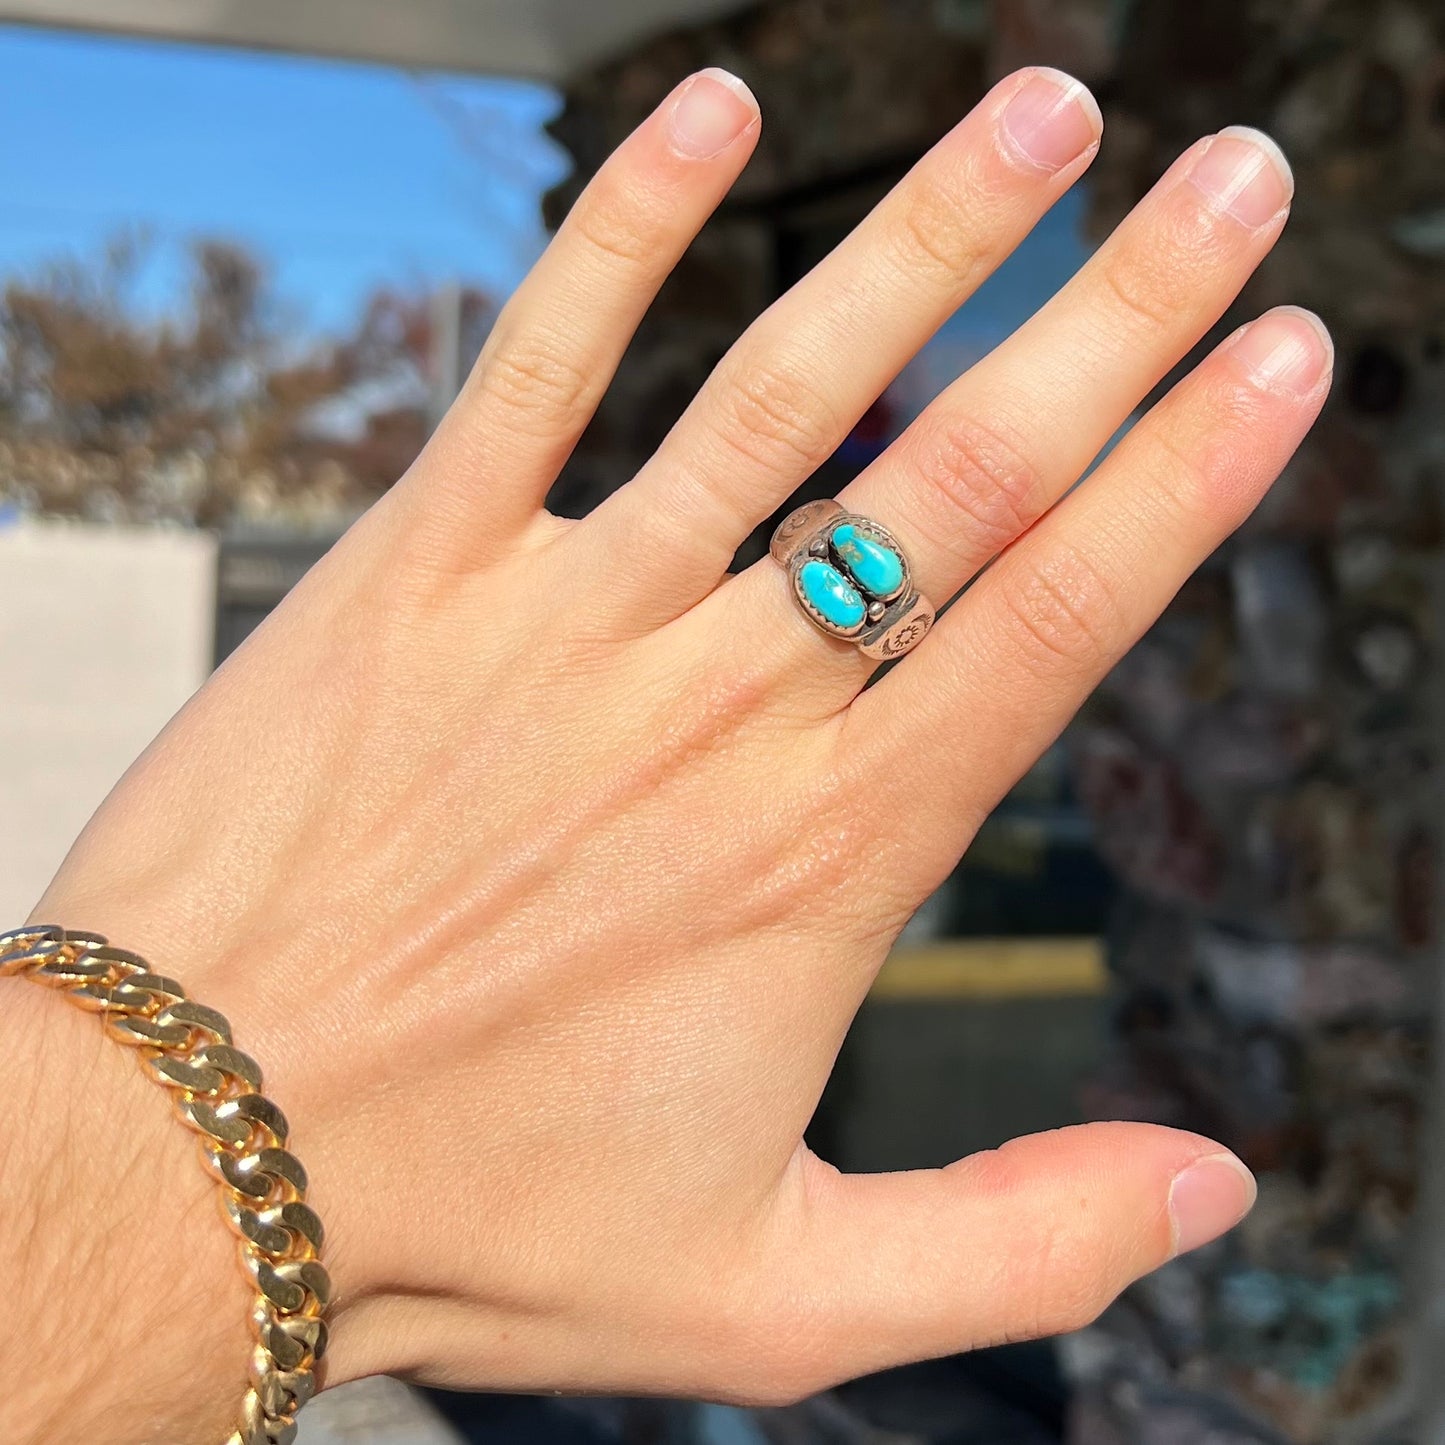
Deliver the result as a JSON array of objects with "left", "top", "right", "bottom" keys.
[
  {"left": 669, "top": 68, "right": 758, "bottom": 159},
  {"left": 1000, "top": 68, "right": 1102, "bottom": 172},
  {"left": 1186, "top": 125, "right": 1293, "bottom": 227},
  {"left": 1169, "top": 1153, "right": 1257, "bottom": 1257},
  {"left": 1228, "top": 306, "right": 1334, "bottom": 394}
]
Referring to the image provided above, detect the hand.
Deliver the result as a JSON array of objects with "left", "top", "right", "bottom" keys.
[{"left": 7, "top": 65, "right": 1328, "bottom": 1442}]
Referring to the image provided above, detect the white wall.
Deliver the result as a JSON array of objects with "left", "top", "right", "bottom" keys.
[{"left": 0, "top": 521, "right": 216, "bottom": 922}]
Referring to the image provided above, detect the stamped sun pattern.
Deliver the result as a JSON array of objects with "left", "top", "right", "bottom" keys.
[{"left": 879, "top": 614, "right": 932, "bottom": 656}]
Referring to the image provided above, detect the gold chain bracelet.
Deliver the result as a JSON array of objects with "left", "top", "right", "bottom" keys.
[{"left": 1, "top": 925, "right": 330, "bottom": 1445}]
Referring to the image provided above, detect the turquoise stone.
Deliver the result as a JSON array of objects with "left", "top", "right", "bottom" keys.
[
  {"left": 832, "top": 522, "right": 904, "bottom": 597},
  {"left": 798, "top": 558, "right": 865, "bottom": 631}
]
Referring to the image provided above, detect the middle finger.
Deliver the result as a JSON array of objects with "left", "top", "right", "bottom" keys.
[
  {"left": 580, "top": 66, "right": 1103, "bottom": 623},
  {"left": 721, "top": 124, "right": 1294, "bottom": 710}
]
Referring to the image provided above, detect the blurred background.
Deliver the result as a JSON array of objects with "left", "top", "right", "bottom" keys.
[{"left": 1, "top": 1, "right": 1442, "bottom": 1442}]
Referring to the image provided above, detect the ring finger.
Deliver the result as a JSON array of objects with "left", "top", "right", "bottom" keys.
[
  {"left": 850, "top": 302, "right": 1332, "bottom": 872},
  {"left": 721, "top": 124, "right": 1295, "bottom": 710},
  {"left": 578, "top": 66, "right": 1103, "bottom": 623}
]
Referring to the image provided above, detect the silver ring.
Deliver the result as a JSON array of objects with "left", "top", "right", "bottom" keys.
[{"left": 770, "top": 499, "right": 935, "bottom": 660}]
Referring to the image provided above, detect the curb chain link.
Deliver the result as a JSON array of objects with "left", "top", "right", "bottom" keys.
[{"left": 1, "top": 924, "right": 330, "bottom": 1445}]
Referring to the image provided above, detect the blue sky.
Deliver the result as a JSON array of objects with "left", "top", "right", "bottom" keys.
[
  {"left": 0, "top": 23, "right": 570, "bottom": 332},
  {"left": 0, "top": 20, "right": 1092, "bottom": 394}
]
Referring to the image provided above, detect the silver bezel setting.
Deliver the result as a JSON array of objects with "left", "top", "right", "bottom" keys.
[{"left": 770, "top": 499, "right": 935, "bottom": 660}]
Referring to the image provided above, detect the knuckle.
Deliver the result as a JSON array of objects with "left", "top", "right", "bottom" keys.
[
  {"left": 959, "top": 1146, "right": 1120, "bottom": 1342},
  {"left": 1004, "top": 1259, "right": 1116, "bottom": 1342},
  {"left": 992, "top": 547, "right": 1121, "bottom": 680},
  {"left": 1037, "top": 1275, "right": 1118, "bottom": 1337},
  {"left": 911, "top": 413, "right": 1041, "bottom": 557},
  {"left": 1133, "top": 421, "right": 1219, "bottom": 513},
  {"left": 1094, "top": 242, "right": 1181, "bottom": 334},
  {"left": 710, "top": 357, "right": 841, "bottom": 478},
  {"left": 569, "top": 181, "right": 660, "bottom": 269},
  {"left": 1026, "top": 1246, "right": 1122, "bottom": 1339},
  {"left": 1130, "top": 386, "right": 1267, "bottom": 526},
  {"left": 892, "top": 179, "right": 989, "bottom": 290},
  {"left": 475, "top": 333, "right": 596, "bottom": 436},
  {"left": 1094, "top": 199, "right": 1234, "bottom": 339}
]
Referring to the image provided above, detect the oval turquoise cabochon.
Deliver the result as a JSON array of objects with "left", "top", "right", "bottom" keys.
[
  {"left": 796, "top": 557, "right": 866, "bottom": 632},
  {"left": 831, "top": 521, "right": 905, "bottom": 598}
]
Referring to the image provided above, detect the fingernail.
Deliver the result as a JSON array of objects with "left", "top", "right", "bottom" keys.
[
  {"left": 668, "top": 68, "right": 758, "bottom": 160},
  {"left": 999, "top": 67, "right": 1102, "bottom": 172},
  {"left": 1227, "top": 306, "right": 1334, "bottom": 394},
  {"left": 1186, "top": 125, "right": 1293, "bottom": 227},
  {"left": 1169, "top": 1153, "right": 1257, "bottom": 1257}
]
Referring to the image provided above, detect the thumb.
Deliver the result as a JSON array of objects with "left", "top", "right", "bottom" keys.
[{"left": 756, "top": 1122, "right": 1254, "bottom": 1401}]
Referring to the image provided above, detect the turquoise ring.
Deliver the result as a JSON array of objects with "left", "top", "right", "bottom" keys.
[{"left": 770, "top": 499, "right": 935, "bottom": 660}]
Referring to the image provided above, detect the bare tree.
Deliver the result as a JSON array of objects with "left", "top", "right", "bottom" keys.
[{"left": 0, "top": 236, "right": 470, "bottom": 527}]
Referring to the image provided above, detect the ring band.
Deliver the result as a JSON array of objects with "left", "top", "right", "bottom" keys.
[{"left": 770, "top": 499, "right": 935, "bottom": 660}]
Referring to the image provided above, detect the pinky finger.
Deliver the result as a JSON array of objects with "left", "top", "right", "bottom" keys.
[{"left": 852, "top": 304, "right": 1333, "bottom": 843}]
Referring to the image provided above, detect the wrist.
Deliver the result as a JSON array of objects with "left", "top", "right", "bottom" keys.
[
  {"left": 0, "top": 973, "right": 246, "bottom": 1444},
  {"left": 12, "top": 891, "right": 400, "bottom": 1395}
]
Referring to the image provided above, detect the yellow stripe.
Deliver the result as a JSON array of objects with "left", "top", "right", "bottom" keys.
[{"left": 870, "top": 938, "right": 1107, "bottom": 1000}]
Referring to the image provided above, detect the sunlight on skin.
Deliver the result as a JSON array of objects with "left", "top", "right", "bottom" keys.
[{"left": 0, "top": 66, "right": 1326, "bottom": 1445}]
